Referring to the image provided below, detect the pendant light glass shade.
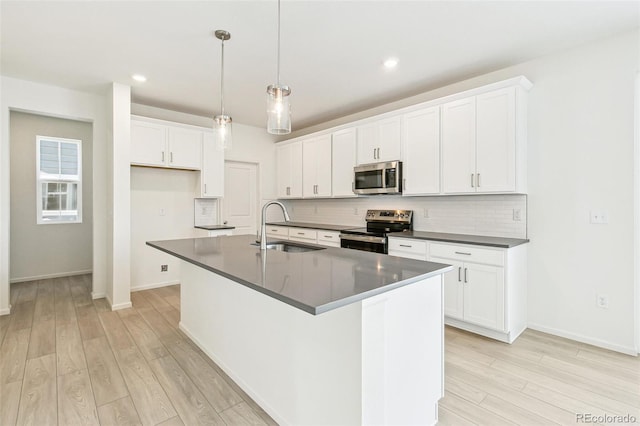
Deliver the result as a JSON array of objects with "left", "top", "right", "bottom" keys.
[
  {"left": 213, "top": 30, "right": 232, "bottom": 150},
  {"left": 267, "top": 84, "right": 291, "bottom": 134},
  {"left": 266, "top": 0, "right": 291, "bottom": 135}
]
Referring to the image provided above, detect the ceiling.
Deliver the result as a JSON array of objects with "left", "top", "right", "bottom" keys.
[{"left": 2, "top": 1, "right": 638, "bottom": 131}]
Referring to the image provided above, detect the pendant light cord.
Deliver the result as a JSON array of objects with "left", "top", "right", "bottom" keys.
[
  {"left": 277, "top": 0, "right": 281, "bottom": 86},
  {"left": 220, "top": 38, "right": 225, "bottom": 115}
]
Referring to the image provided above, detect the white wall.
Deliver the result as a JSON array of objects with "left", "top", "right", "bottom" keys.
[
  {"left": 286, "top": 30, "right": 639, "bottom": 354},
  {"left": 130, "top": 167, "right": 201, "bottom": 290},
  {"left": 9, "top": 111, "right": 93, "bottom": 282},
  {"left": 0, "top": 76, "right": 108, "bottom": 315}
]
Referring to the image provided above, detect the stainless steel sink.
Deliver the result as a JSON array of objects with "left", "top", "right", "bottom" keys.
[{"left": 252, "top": 241, "right": 325, "bottom": 253}]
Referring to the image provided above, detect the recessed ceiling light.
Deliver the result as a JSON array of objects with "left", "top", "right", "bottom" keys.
[
  {"left": 383, "top": 58, "right": 399, "bottom": 69},
  {"left": 132, "top": 74, "right": 147, "bottom": 82}
]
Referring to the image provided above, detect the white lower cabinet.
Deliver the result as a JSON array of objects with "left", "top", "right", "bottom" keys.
[
  {"left": 265, "top": 226, "right": 290, "bottom": 240},
  {"left": 288, "top": 228, "right": 318, "bottom": 243},
  {"left": 389, "top": 237, "right": 526, "bottom": 343},
  {"left": 316, "top": 231, "right": 341, "bottom": 248}
]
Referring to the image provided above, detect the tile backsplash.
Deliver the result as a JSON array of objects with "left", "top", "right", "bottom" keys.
[
  {"left": 194, "top": 198, "right": 218, "bottom": 227},
  {"left": 282, "top": 194, "right": 527, "bottom": 239}
]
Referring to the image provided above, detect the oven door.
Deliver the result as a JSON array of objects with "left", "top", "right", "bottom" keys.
[{"left": 339, "top": 234, "right": 387, "bottom": 254}]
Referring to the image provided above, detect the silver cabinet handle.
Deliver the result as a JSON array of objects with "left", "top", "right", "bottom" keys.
[
  {"left": 458, "top": 267, "right": 461, "bottom": 282},
  {"left": 204, "top": 183, "right": 207, "bottom": 194},
  {"left": 376, "top": 148, "right": 380, "bottom": 159},
  {"left": 286, "top": 186, "right": 290, "bottom": 196},
  {"left": 170, "top": 152, "right": 174, "bottom": 163},
  {"left": 471, "top": 173, "right": 475, "bottom": 188},
  {"left": 324, "top": 235, "right": 333, "bottom": 239},
  {"left": 352, "top": 181, "right": 355, "bottom": 192},
  {"left": 399, "top": 244, "right": 412, "bottom": 248},
  {"left": 464, "top": 267, "right": 468, "bottom": 283},
  {"left": 477, "top": 173, "right": 480, "bottom": 188},
  {"left": 455, "top": 251, "right": 471, "bottom": 255},
  {"left": 373, "top": 148, "right": 377, "bottom": 159},
  {"left": 297, "top": 232, "right": 305, "bottom": 235},
  {"left": 162, "top": 151, "right": 165, "bottom": 162},
  {"left": 403, "top": 178, "right": 406, "bottom": 190}
]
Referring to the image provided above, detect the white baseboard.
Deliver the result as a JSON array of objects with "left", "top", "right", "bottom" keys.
[
  {"left": 110, "top": 301, "right": 133, "bottom": 311},
  {"left": 527, "top": 322, "right": 638, "bottom": 356},
  {"left": 0, "top": 306, "right": 11, "bottom": 316},
  {"left": 130, "top": 280, "right": 180, "bottom": 292},
  {"left": 91, "top": 292, "right": 106, "bottom": 300},
  {"left": 10, "top": 269, "right": 92, "bottom": 284}
]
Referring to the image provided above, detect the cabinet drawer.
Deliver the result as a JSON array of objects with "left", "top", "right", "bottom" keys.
[
  {"left": 388, "top": 238, "right": 428, "bottom": 257},
  {"left": 288, "top": 228, "right": 318, "bottom": 242},
  {"left": 429, "top": 242, "right": 504, "bottom": 266},
  {"left": 266, "top": 226, "right": 289, "bottom": 238},
  {"left": 317, "top": 231, "right": 340, "bottom": 244}
]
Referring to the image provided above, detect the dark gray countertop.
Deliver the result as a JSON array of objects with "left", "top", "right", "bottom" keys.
[
  {"left": 266, "top": 221, "right": 358, "bottom": 232},
  {"left": 194, "top": 225, "right": 235, "bottom": 231},
  {"left": 388, "top": 230, "right": 529, "bottom": 248},
  {"left": 147, "top": 235, "right": 451, "bottom": 315}
]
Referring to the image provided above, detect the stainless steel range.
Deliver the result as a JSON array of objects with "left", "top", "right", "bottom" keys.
[{"left": 339, "top": 209, "right": 413, "bottom": 254}]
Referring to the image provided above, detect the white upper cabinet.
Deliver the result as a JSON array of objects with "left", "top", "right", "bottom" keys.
[
  {"left": 276, "top": 141, "right": 303, "bottom": 198},
  {"left": 442, "top": 86, "right": 524, "bottom": 194},
  {"left": 302, "top": 135, "right": 332, "bottom": 198},
  {"left": 331, "top": 128, "right": 358, "bottom": 198},
  {"left": 201, "top": 132, "right": 224, "bottom": 197},
  {"left": 402, "top": 106, "right": 441, "bottom": 195},
  {"left": 475, "top": 87, "right": 516, "bottom": 192},
  {"left": 441, "top": 97, "right": 477, "bottom": 193},
  {"left": 131, "top": 117, "right": 202, "bottom": 170},
  {"left": 356, "top": 116, "right": 402, "bottom": 164},
  {"left": 167, "top": 127, "right": 202, "bottom": 170},
  {"left": 131, "top": 120, "right": 167, "bottom": 167}
]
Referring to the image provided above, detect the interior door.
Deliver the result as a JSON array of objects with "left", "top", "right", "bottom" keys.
[{"left": 222, "top": 161, "right": 258, "bottom": 236}]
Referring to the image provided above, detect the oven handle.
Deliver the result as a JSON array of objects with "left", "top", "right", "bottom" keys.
[{"left": 339, "top": 234, "right": 387, "bottom": 244}]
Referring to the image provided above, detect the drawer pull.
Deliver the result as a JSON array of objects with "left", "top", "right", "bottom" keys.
[
  {"left": 458, "top": 266, "right": 461, "bottom": 282},
  {"left": 297, "top": 232, "right": 305, "bottom": 235},
  {"left": 399, "top": 244, "right": 412, "bottom": 248},
  {"left": 464, "top": 267, "right": 468, "bottom": 283},
  {"left": 324, "top": 235, "right": 333, "bottom": 238},
  {"left": 455, "top": 251, "right": 471, "bottom": 256}
]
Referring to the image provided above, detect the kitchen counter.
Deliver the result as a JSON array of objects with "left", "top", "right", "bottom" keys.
[
  {"left": 266, "top": 221, "right": 358, "bottom": 232},
  {"left": 147, "top": 234, "right": 451, "bottom": 315},
  {"left": 194, "top": 225, "right": 235, "bottom": 231},
  {"left": 390, "top": 230, "right": 529, "bottom": 248},
  {"left": 147, "top": 234, "right": 448, "bottom": 425}
]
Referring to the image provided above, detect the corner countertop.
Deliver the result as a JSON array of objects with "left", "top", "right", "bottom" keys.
[
  {"left": 194, "top": 225, "right": 236, "bottom": 231},
  {"left": 266, "top": 221, "right": 359, "bottom": 232},
  {"left": 147, "top": 235, "right": 451, "bottom": 315},
  {"left": 388, "top": 230, "right": 529, "bottom": 248}
]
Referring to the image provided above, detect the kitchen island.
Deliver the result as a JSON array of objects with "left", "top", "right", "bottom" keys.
[{"left": 148, "top": 235, "right": 452, "bottom": 425}]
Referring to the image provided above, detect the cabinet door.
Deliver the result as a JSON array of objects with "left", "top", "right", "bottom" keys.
[
  {"left": 167, "top": 127, "right": 202, "bottom": 170},
  {"left": 463, "top": 263, "right": 505, "bottom": 331},
  {"left": 476, "top": 87, "right": 516, "bottom": 192},
  {"left": 356, "top": 123, "right": 378, "bottom": 164},
  {"left": 332, "top": 128, "right": 358, "bottom": 198},
  {"left": 433, "top": 258, "right": 464, "bottom": 320},
  {"left": 441, "top": 97, "right": 476, "bottom": 193},
  {"left": 402, "top": 107, "right": 440, "bottom": 195},
  {"left": 376, "top": 116, "right": 402, "bottom": 162},
  {"left": 302, "top": 135, "right": 332, "bottom": 198},
  {"left": 201, "top": 132, "right": 224, "bottom": 197},
  {"left": 276, "top": 141, "right": 303, "bottom": 198},
  {"left": 131, "top": 120, "right": 167, "bottom": 167}
]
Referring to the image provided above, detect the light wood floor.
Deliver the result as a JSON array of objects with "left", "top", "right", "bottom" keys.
[{"left": 2, "top": 276, "right": 639, "bottom": 425}]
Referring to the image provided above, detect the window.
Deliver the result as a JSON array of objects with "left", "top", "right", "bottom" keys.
[{"left": 36, "top": 136, "right": 82, "bottom": 224}]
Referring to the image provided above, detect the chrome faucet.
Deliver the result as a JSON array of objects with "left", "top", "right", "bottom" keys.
[{"left": 260, "top": 201, "right": 291, "bottom": 250}]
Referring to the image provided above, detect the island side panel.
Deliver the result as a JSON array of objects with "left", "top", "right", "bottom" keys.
[
  {"left": 178, "top": 260, "right": 363, "bottom": 426},
  {"left": 361, "top": 275, "right": 443, "bottom": 425}
]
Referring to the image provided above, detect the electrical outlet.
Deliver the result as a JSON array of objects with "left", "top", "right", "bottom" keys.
[
  {"left": 590, "top": 210, "right": 609, "bottom": 224},
  {"left": 161, "top": 264, "right": 168, "bottom": 272},
  {"left": 513, "top": 209, "right": 521, "bottom": 221},
  {"left": 423, "top": 208, "right": 429, "bottom": 218},
  {"left": 596, "top": 294, "right": 609, "bottom": 309}
]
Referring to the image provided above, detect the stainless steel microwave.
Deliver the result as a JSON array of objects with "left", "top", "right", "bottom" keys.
[{"left": 353, "top": 161, "right": 402, "bottom": 195}]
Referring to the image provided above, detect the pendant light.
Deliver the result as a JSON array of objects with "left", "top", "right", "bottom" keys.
[
  {"left": 213, "top": 30, "right": 232, "bottom": 150},
  {"left": 266, "top": 0, "right": 291, "bottom": 134}
]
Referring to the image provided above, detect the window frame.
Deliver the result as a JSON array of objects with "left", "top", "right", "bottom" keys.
[{"left": 36, "top": 135, "right": 83, "bottom": 224}]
